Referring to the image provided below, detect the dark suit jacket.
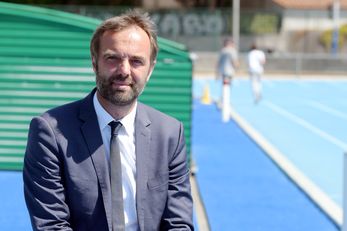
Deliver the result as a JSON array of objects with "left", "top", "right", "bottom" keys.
[{"left": 23, "top": 89, "right": 193, "bottom": 231}]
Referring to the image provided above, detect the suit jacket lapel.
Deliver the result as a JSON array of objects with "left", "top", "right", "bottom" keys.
[
  {"left": 79, "top": 89, "right": 112, "bottom": 231},
  {"left": 135, "top": 103, "right": 151, "bottom": 231}
]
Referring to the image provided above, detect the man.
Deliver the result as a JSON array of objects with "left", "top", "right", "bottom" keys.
[
  {"left": 216, "top": 37, "right": 239, "bottom": 86},
  {"left": 23, "top": 10, "right": 193, "bottom": 231},
  {"left": 216, "top": 37, "right": 239, "bottom": 122},
  {"left": 247, "top": 43, "right": 266, "bottom": 103}
]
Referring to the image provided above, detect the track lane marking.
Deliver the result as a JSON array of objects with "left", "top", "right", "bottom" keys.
[{"left": 264, "top": 101, "right": 347, "bottom": 150}]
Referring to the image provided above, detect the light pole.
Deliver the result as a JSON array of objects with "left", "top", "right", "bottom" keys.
[
  {"left": 232, "top": 0, "right": 240, "bottom": 51},
  {"left": 343, "top": 151, "right": 347, "bottom": 231},
  {"left": 220, "top": 0, "right": 240, "bottom": 123},
  {"left": 331, "top": 0, "right": 340, "bottom": 54}
]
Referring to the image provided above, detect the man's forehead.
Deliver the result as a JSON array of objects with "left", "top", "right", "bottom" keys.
[{"left": 101, "top": 26, "right": 148, "bottom": 40}]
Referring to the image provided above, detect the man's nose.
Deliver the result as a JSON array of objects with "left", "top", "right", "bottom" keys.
[{"left": 117, "top": 59, "right": 130, "bottom": 76}]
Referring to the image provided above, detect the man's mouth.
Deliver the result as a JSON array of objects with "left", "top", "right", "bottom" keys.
[{"left": 111, "top": 81, "right": 132, "bottom": 90}]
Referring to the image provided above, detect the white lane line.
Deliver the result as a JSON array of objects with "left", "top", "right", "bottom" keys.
[
  {"left": 229, "top": 106, "right": 342, "bottom": 226},
  {"left": 306, "top": 100, "right": 347, "bottom": 121},
  {"left": 264, "top": 101, "right": 347, "bottom": 150}
]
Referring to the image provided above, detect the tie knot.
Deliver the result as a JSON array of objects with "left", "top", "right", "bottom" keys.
[{"left": 109, "top": 121, "right": 122, "bottom": 137}]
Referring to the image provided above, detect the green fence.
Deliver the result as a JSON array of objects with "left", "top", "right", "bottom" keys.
[{"left": 0, "top": 1, "right": 192, "bottom": 170}]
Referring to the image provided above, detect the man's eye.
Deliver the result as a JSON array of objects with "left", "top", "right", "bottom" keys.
[
  {"left": 132, "top": 59, "right": 144, "bottom": 66},
  {"left": 107, "top": 56, "right": 117, "bottom": 60}
]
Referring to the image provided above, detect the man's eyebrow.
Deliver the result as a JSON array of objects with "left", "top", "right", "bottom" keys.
[
  {"left": 102, "top": 50, "right": 119, "bottom": 57},
  {"left": 102, "top": 51, "right": 147, "bottom": 64},
  {"left": 131, "top": 55, "right": 145, "bottom": 61}
]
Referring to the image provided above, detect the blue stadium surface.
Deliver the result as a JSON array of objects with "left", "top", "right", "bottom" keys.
[
  {"left": 193, "top": 77, "right": 347, "bottom": 230},
  {"left": 0, "top": 171, "right": 31, "bottom": 230},
  {"left": 194, "top": 78, "right": 347, "bottom": 208},
  {"left": 192, "top": 99, "right": 338, "bottom": 231}
]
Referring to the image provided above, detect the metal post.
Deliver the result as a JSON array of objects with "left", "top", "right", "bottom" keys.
[
  {"left": 331, "top": 0, "right": 340, "bottom": 54},
  {"left": 295, "top": 53, "right": 302, "bottom": 78},
  {"left": 343, "top": 152, "right": 347, "bottom": 231},
  {"left": 232, "top": 0, "right": 240, "bottom": 51},
  {"left": 222, "top": 83, "right": 230, "bottom": 122}
]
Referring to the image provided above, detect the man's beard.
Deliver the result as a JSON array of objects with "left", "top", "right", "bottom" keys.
[{"left": 96, "top": 72, "right": 142, "bottom": 106}]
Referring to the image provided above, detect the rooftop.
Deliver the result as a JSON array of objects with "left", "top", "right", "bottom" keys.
[{"left": 272, "top": 0, "right": 347, "bottom": 9}]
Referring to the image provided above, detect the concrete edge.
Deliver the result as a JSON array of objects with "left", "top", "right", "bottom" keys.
[
  {"left": 190, "top": 162, "right": 211, "bottom": 231},
  {"left": 228, "top": 105, "right": 343, "bottom": 227}
]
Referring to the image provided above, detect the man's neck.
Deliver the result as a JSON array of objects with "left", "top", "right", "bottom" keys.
[{"left": 96, "top": 92, "right": 136, "bottom": 120}]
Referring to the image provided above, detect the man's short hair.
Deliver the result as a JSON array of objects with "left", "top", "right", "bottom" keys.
[
  {"left": 224, "top": 37, "right": 234, "bottom": 46},
  {"left": 90, "top": 9, "right": 158, "bottom": 65}
]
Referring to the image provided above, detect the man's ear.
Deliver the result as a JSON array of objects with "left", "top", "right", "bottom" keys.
[
  {"left": 92, "top": 56, "right": 97, "bottom": 73},
  {"left": 146, "top": 61, "right": 156, "bottom": 82}
]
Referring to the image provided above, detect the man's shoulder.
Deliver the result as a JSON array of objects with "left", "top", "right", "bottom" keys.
[
  {"left": 137, "top": 102, "right": 184, "bottom": 137},
  {"left": 40, "top": 93, "right": 92, "bottom": 122},
  {"left": 44, "top": 98, "right": 82, "bottom": 115},
  {"left": 138, "top": 102, "right": 180, "bottom": 124}
]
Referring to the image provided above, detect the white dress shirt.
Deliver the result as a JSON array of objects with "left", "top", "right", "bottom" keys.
[{"left": 93, "top": 93, "right": 138, "bottom": 231}]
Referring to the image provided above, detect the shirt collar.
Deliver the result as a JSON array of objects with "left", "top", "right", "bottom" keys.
[{"left": 93, "top": 92, "right": 136, "bottom": 136}]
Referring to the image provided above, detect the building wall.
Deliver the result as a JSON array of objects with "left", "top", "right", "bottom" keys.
[
  {"left": 142, "top": 0, "right": 181, "bottom": 9},
  {"left": 45, "top": 5, "right": 347, "bottom": 53}
]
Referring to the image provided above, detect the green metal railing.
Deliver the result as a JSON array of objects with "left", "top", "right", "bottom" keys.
[{"left": 0, "top": 1, "right": 192, "bottom": 170}]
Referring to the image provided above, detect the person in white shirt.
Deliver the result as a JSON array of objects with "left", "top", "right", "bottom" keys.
[{"left": 247, "top": 43, "right": 266, "bottom": 103}]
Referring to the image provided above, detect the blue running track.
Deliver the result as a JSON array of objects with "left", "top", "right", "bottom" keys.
[
  {"left": 193, "top": 76, "right": 347, "bottom": 230},
  {"left": 192, "top": 100, "right": 338, "bottom": 231},
  {"left": 194, "top": 78, "right": 347, "bottom": 209},
  {"left": 0, "top": 171, "right": 31, "bottom": 230}
]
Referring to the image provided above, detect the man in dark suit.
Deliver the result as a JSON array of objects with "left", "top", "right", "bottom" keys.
[{"left": 23, "top": 10, "right": 193, "bottom": 231}]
